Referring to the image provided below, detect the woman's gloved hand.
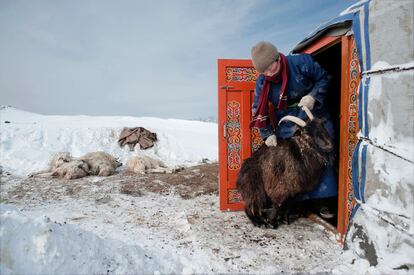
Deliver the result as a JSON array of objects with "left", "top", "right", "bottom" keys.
[
  {"left": 265, "top": 134, "right": 277, "bottom": 147},
  {"left": 298, "top": 95, "right": 316, "bottom": 111}
]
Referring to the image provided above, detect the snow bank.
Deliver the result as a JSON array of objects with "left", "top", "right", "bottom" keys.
[
  {"left": 343, "top": 207, "right": 414, "bottom": 275},
  {"left": 0, "top": 204, "right": 198, "bottom": 274},
  {"left": 0, "top": 106, "right": 218, "bottom": 176}
]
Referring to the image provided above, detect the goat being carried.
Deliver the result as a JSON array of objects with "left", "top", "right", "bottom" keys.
[{"left": 236, "top": 106, "right": 334, "bottom": 228}]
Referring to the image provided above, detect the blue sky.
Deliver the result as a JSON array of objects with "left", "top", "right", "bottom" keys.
[{"left": 0, "top": 0, "right": 357, "bottom": 119}]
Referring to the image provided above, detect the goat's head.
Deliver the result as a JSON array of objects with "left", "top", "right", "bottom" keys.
[{"left": 279, "top": 106, "right": 333, "bottom": 152}]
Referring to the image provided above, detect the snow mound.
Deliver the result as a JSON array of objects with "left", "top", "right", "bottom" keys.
[
  {"left": 0, "top": 204, "right": 196, "bottom": 274},
  {"left": 0, "top": 107, "right": 218, "bottom": 176}
]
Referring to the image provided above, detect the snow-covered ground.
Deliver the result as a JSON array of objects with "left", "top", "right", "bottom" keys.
[
  {"left": 0, "top": 106, "right": 217, "bottom": 177},
  {"left": 0, "top": 106, "right": 403, "bottom": 274}
]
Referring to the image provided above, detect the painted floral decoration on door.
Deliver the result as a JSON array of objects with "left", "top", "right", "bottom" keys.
[
  {"left": 226, "top": 67, "right": 258, "bottom": 82},
  {"left": 228, "top": 189, "right": 243, "bottom": 203},
  {"left": 345, "top": 40, "right": 359, "bottom": 220},
  {"left": 226, "top": 101, "right": 241, "bottom": 170}
]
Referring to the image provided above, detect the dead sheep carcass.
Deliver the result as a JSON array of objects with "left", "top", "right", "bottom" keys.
[
  {"left": 30, "top": 152, "right": 89, "bottom": 180},
  {"left": 236, "top": 107, "right": 334, "bottom": 228},
  {"left": 51, "top": 159, "right": 90, "bottom": 179},
  {"left": 80, "top": 151, "right": 120, "bottom": 177},
  {"left": 30, "top": 151, "right": 120, "bottom": 179},
  {"left": 126, "top": 155, "right": 173, "bottom": 174}
]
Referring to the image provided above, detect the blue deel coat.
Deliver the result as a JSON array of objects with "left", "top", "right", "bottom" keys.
[
  {"left": 252, "top": 53, "right": 337, "bottom": 199},
  {"left": 253, "top": 53, "right": 332, "bottom": 139}
]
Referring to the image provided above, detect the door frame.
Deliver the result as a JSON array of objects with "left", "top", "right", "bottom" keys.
[{"left": 300, "top": 35, "right": 360, "bottom": 244}]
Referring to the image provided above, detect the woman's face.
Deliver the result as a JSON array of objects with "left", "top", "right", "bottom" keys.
[{"left": 263, "top": 56, "right": 281, "bottom": 77}]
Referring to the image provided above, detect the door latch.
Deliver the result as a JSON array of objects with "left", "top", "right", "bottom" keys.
[{"left": 220, "top": 85, "right": 234, "bottom": 90}]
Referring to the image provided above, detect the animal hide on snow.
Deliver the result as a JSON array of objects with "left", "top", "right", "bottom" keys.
[{"left": 118, "top": 127, "right": 157, "bottom": 150}]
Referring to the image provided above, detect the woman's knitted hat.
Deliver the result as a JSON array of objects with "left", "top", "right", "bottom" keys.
[{"left": 251, "top": 41, "right": 279, "bottom": 73}]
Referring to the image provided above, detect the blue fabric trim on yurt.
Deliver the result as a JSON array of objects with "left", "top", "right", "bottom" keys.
[
  {"left": 352, "top": 141, "right": 362, "bottom": 202},
  {"left": 350, "top": 1, "right": 371, "bottom": 212},
  {"left": 350, "top": 203, "right": 360, "bottom": 220},
  {"left": 352, "top": 13, "right": 364, "bottom": 70},
  {"left": 363, "top": 78, "right": 370, "bottom": 138},
  {"left": 352, "top": 141, "right": 368, "bottom": 205},
  {"left": 358, "top": 80, "right": 364, "bottom": 134},
  {"left": 362, "top": 3, "right": 371, "bottom": 71},
  {"left": 360, "top": 143, "right": 367, "bottom": 203},
  {"left": 358, "top": 77, "right": 371, "bottom": 138},
  {"left": 351, "top": 1, "right": 372, "bottom": 73}
]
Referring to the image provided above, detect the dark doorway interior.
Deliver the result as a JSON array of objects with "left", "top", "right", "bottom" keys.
[{"left": 305, "top": 41, "right": 342, "bottom": 227}]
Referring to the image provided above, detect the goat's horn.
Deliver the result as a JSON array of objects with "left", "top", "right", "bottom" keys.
[
  {"left": 278, "top": 115, "right": 307, "bottom": 127},
  {"left": 302, "top": 106, "right": 314, "bottom": 121}
]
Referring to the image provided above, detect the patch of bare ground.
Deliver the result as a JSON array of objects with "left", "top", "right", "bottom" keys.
[
  {"left": 1, "top": 163, "right": 218, "bottom": 204},
  {"left": 120, "top": 162, "right": 218, "bottom": 199}
]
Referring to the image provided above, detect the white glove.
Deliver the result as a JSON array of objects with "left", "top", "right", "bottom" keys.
[
  {"left": 265, "top": 134, "right": 277, "bottom": 147},
  {"left": 298, "top": 95, "right": 316, "bottom": 111}
]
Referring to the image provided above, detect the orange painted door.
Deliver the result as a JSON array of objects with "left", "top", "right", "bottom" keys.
[{"left": 217, "top": 59, "right": 263, "bottom": 211}]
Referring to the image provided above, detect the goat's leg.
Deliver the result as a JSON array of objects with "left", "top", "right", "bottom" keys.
[
  {"left": 266, "top": 205, "right": 281, "bottom": 229},
  {"left": 245, "top": 207, "right": 266, "bottom": 227},
  {"left": 279, "top": 198, "right": 299, "bottom": 225},
  {"left": 28, "top": 171, "right": 53, "bottom": 178},
  {"left": 148, "top": 167, "right": 174, "bottom": 174},
  {"left": 278, "top": 202, "right": 290, "bottom": 225}
]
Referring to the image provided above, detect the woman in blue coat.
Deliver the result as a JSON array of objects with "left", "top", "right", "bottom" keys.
[{"left": 250, "top": 41, "right": 337, "bottom": 217}]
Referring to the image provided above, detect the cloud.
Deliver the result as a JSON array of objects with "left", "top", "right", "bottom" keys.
[{"left": 0, "top": 0, "right": 356, "bottom": 119}]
